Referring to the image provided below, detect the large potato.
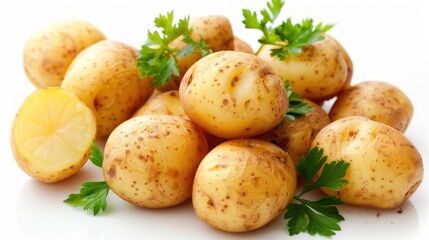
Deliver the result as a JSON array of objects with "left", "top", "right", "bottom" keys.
[
  {"left": 258, "top": 100, "right": 330, "bottom": 165},
  {"left": 163, "top": 15, "right": 234, "bottom": 90},
  {"left": 193, "top": 139, "right": 296, "bottom": 232},
  {"left": 180, "top": 51, "right": 288, "bottom": 139},
  {"left": 11, "top": 88, "right": 96, "bottom": 183},
  {"left": 257, "top": 35, "right": 348, "bottom": 101},
  {"left": 61, "top": 40, "right": 154, "bottom": 137},
  {"left": 329, "top": 81, "right": 413, "bottom": 132},
  {"left": 311, "top": 116, "right": 423, "bottom": 209},
  {"left": 103, "top": 115, "right": 208, "bottom": 208},
  {"left": 23, "top": 19, "right": 106, "bottom": 88}
]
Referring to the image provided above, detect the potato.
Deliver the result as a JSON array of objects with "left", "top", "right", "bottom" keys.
[
  {"left": 61, "top": 40, "right": 154, "bottom": 137},
  {"left": 329, "top": 81, "right": 413, "bottom": 132},
  {"left": 23, "top": 19, "right": 106, "bottom": 88},
  {"left": 233, "top": 36, "right": 254, "bottom": 54},
  {"left": 11, "top": 88, "right": 96, "bottom": 183},
  {"left": 257, "top": 35, "right": 348, "bottom": 101},
  {"left": 258, "top": 100, "right": 330, "bottom": 165},
  {"left": 133, "top": 90, "right": 186, "bottom": 118},
  {"left": 165, "top": 15, "right": 234, "bottom": 90},
  {"left": 311, "top": 116, "right": 423, "bottom": 209},
  {"left": 103, "top": 115, "right": 208, "bottom": 208},
  {"left": 192, "top": 139, "right": 296, "bottom": 232},
  {"left": 180, "top": 51, "right": 288, "bottom": 139}
]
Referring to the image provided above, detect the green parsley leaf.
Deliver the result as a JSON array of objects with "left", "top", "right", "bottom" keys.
[
  {"left": 284, "top": 146, "right": 350, "bottom": 236},
  {"left": 64, "top": 181, "right": 110, "bottom": 216},
  {"left": 243, "top": 0, "right": 332, "bottom": 59},
  {"left": 284, "top": 80, "right": 314, "bottom": 121},
  {"left": 89, "top": 141, "right": 103, "bottom": 168},
  {"left": 137, "top": 11, "right": 211, "bottom": 88}
]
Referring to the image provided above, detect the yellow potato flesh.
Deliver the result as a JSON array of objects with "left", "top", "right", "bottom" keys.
[{"left": 12, "top": 88, "right": 96, "bottom": 182}]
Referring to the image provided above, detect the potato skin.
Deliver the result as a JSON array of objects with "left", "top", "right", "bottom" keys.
[
  {"left": 61, "top": 40, "right": 154, "bottom": 137},
  {"left": 103, "top": 115, "right": 208, "bottom": 208},
  {"left": 23, "top": 19, "right": 106, "bottom": 88},
  {"left": 180, "top": 51, "right": 288, "bottom": 139},
  {"left": 329, "top": 81, "right": 413, "bottom": 132},
  {"left": 233, "top": 36, "right": 254, "bottom": 54},
  {"left": 311, "top": 116, "right": 423, "bottom": 209},
  {"left": 133, "top": 90, "right": 186, "bottom": 118},
  {"left": 326, "top": 35, "right": 353, "bottom": 89},
  {"left": 192, "top": 139, "right": 296, "bottom": 232},
  {"left": 258, "top": 100, "right": 330, "bottom": 165},
  {"left": 257, "top": 36, "right": 348, "bottom": 101},
  {"left": 165, "top": 15, "right": 234, "bottom": 90}
]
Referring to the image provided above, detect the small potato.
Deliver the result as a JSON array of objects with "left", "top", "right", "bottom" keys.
[
  {"left": 329, "top": 81, "right": 413, "bottom": 132},
  {"left": 103, "top": 115, "right": 208, "bottom": 208},
  {"left": 180, "top": 51, "right": 288, "bottom": 139},
  {"left": 11, "top": 88, "right": 96, "bottom": 183},
  {"left": 133, "top": 90, "right": 186, "bottom": 118},
  {"left": 233, "top": 36, "right": 254, "bottom": 54},
  {"left": 166, "top": 15, "right": 234, "bottom": 89},
  {"left": 61, "top": 40, "right": 154, "bottom": 137},
  {"left": 257, "top": 35, "right": 348, "bottom": 101},
  {"left": 23, "top": 19, "right": 106, "bottom": 88},
  {"left": 193, "top": 139, "right": 296, "bottom": 232},
  {"left": 258, "top": 100, "right": 330, "bottom": 165},
  {"left": 311, "top": 116, "right": 423, "bottom": 209}
]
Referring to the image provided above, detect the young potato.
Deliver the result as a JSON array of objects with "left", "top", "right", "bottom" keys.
[
  {"left": 23, "top": 19, "right": 106, "bottom": 88},
  {"left": 133, "top": 91, "right": 186, "bottom": 118},
  {"left": 165, "top": 15, "right": 234, "bottom": 90},
  {"left": 233, "top": 36, "right": 254, "bottom": 54},
  {"left": 11, "top": 88, "right": 96, "bottom": 183},
  {"left": 193, "top": 139, "right": 296, "bottom": 232},
  {"left": 103, "top": 115, "right": 208, "bottom": 208},
  {"left": 180, "top": 51, "right": 288, "bottom": 139},
  {"left": 311, "top": 116, "right": 423, "bottom": 209},
  {"left": 257, "top": 35, "right": 348, "bottom": 101},
  {"left": 329, "top": 81, "right": 413, "bottom": 132},
  {"left": 258, "top": 100, "right": 330, "bottom": 165},
  {"left": 61, "top": 40, "right": 154, "bottom": 137}
]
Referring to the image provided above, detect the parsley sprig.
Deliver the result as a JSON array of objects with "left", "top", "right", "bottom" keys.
[
  {"left": 243, "top": 0, "right": 333, "bottom": 60},
  {"left": 136, "top": 11, "right": 212, "bottom": 88},
  {"left": 284, "top": 147, "right": 350, "bottom": 236},
  {"left": 284, "top": 80, "right": 314, "bottom": 121},
  {"left": 64, "top": 142, "right": 110, "bottom": 216}
]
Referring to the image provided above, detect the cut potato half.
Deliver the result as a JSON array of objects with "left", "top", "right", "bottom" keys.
[{"left": 11, "top": 88, "right": 96, "bottom": 183}]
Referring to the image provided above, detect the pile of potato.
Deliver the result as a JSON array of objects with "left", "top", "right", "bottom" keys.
[{"left": 11, "top": 14, "right": 423, "bottom": 233}]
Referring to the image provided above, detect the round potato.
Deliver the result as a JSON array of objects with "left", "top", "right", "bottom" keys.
[
  {"left": 23, "top": 19, "right": 106, "bottom": 88},
  {"left": 193, "top": 139, "right": 296, "bottom": 232},
  {"left": 180, "top": 51, "right": 288, "bottom": 139},
  {"left": 257, "top": 35, "right": 348, "bottom": 101},
  {"left": 233, "top": 36, "right": 254, "bottom": 54},
  {"left": 61, "top": 40, "right": 154, "bottom": 137},
  {"left": 11, "top": 88, "right": 96, "bottom": 183},
  {"left": 103, "top": 115, "right": 208, "bottom": 208},
  {"left": 311, "top": 116, "right": 423, "bottom": 209},
  {"left": 258, "top": 100, "right": 330, "bottom": 165},
  {"left": 329, "top": 81, "right": 413, "bottom": 132}
]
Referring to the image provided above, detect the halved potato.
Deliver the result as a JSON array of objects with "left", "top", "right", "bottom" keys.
[{"left": 11, "top": 88, "right": 96, "bottom": 183}]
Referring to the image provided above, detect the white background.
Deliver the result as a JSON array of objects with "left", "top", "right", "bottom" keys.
[{"left": 1, "top": 0, "right": 428, "bottom": 239}]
